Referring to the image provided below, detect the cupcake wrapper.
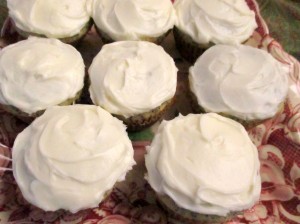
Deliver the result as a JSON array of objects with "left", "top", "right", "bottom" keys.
[
  {"left": 173, "top": 26, "right": 213, "bottom": 64},
  {"left": 95, "top": 26, "right": 171, "bottom": 44},
  {"left": 188, "top": 90, "right": 284, "bottom": 130},
  {"left": 114, "top": 97, "right": 175, "bottom": 132},
  {"left": 157, "top": 194, "right": 237, "bottom": 224},
  {"left": 1, "top": 90, "right": 82, "bottom": 123},
  {"left": 13, "top": 19, "right": 93, "bottom": 45}
]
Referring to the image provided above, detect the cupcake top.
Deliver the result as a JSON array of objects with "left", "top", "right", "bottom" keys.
[
  {"left": 189, "top": 44, "right": 289, "bottom": 120},
  {"left": 7, "top": 0, "right": 91, "bottom": 38},
  {"left": 174, "top": 0, "right": 257, "bottom": 45},
  {"left": 0, "top": 37, "right": 85, "bottom": 114},
  {"left": 145, "top": 113, "right": 261, "bottom": 216},
  {"left": 88, "top": 41, "right": 178, "bottom": 118},
  {"left": 12, "top": 105, "right": 135, "bottom": 213},
  {"left": 91, "top": 0, "right": 175, "bottom": 41}
]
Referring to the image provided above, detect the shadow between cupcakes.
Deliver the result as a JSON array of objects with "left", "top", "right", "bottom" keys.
[
  {"left": 12, "top": 19, "right": 94, "bottom": 45},
  {"left": 0, "top": 90, "right": 82, "bottom": 124},
  {"left": 95, "top": 25, "right": 172, "bottom": 45},
  {"left": 114, "top": 97, "right": 176, "bottom": 132}
]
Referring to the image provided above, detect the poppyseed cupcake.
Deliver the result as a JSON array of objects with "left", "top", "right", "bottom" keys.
[
  {"left": 0, "top": 37, "right": 85, "bottom": 122},
  {"left": 12, "top": 105, "right": 136, "bottom": 213},
  {"left": 91, "top": 0, "right": 175, "bottom": 44},
  {"left": 189, "top": 44, "right": 289, "bottom": 129},
  {"left": 145, "top": 113, "right": 261, "bottom": 224},
  {"left": 174, "top": 0, "right": 257, "bottom": 62},
  {"left": 88, "top": 41, "right": 178, "bottom": 131},
  {"left": 7, "top": 0, "right": 92, "bottom": 44}
]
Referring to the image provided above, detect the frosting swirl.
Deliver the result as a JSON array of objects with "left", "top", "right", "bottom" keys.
[
  {"left": 7, "top": 0, "right": 91, "bottom": 38},
  {"left": 91, "top": 0, "right": 175, "bottom": 41},
  {"left": 189, "top": 44, "right": 288, "bottom": 120},
  {"left": 88, "top": 41, "right": 177, "bottom": 117},
  {"left": 145, "top": 113, "right": 261, "bottom": 216},
  {"left": 0, "top": 37, "right": 85, "bottom": 114},
  {"left": 174, "top": 0, "right": 257, "bottom": 45},
  {"left": 13, "top": 105, "right": 135, "bottom": 213}
]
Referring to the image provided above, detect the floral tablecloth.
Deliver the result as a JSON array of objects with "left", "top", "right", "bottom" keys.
[{"left": 0, "top": 0, "right": 299, "bottom": 224}]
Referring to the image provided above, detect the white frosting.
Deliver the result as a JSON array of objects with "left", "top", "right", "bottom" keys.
[
  {"left": 189, "top": 45, "right": 288, "bottom": 120},
  {"left": 13, "top": 105, "right": 135, "bottom": 213},
  {"left": 7, "top": 0, "right": 91, "bottom": 38},
  {"left": 174, "top": 0, "right": 257, "bottom": 45},
  {"left": 145, "top": 113, "right": 261, "bottom": 216},
  {"left": 0, "top": 37, "right": 85, "bottom": 114},
  {"left": 88, "top": 41, "right": 177, "bottom": 118},
  {"left": 91, "top": 0, "right": 175, "bottom": 41}
]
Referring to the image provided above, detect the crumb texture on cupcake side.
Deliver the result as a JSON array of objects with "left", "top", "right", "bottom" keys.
[
  {"left": 145, "top": 113, "right": 261, "bottom": 217},
  {"left": 91, "top": 0, "right": 175, "bottom": 41},
  {"left": 7, "top": 0, "right": 91, "bottom": 38},
  {"left": 12, "top": 105, "right": 136, "bottom": 213},
  {"left": 174, "top": 0, "right": 257, "bottom": 45},
  {"left": 88, "top": 41, "right": 178, "bottom": 119},
  {"left": 189, "top": 44, "right": 289, "bottom": 121},
  {"left": 0, "top": 37, "right": 85, "bottom": 115}
]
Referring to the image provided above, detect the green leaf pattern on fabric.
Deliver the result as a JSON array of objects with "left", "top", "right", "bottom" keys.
[
  {"left": 257, "top": 0, "right": 300, "bottom": 60},
  {"left": 0, "top": 0, "right": 7, "bottom": 29}
]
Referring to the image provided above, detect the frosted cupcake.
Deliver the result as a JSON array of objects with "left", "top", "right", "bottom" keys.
[
  {"left": 174, "top": 0, "right": 257, "bottom": 62},
  {"left": 189, "top": 44, "right": 288, "bottom": 129},
  {"left": 88, "top": 41, "right": 178, "bottom": 131},
  {"left": 0, "top": 37, "right": 85, "bottom": 122},
  {"left": 13, "top": 105, "right": 135, "bottom": 213},
  {"left": 7, "top": 0, "right": 92, "bottom": 44},
  {"left": 91, "top": 0, "right": 175, "bottom": 44},
  {"left": 145, "top": 113, "right": 261, "bottom": 223}
]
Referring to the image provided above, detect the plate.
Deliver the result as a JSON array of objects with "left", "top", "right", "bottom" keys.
[{"left": 0, "top": 0, "right": 299, "bottom": 223}]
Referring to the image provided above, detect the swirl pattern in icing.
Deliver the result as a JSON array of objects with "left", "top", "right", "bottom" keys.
[
  {"left": 91, "top": 0, "right": 176, "bottom": 41},
  {"left": 12, "top": 105, "right": 135, "bottom": 213},
  {"left": 88, "top": 41, "right": 177, "bottom": 118},
  {"left": 145, "top": 113, "right": 261, "bottom": 216},
  {"left": 174, "top": 0, "right": 257, "bottom": 45},
  {"left": 189, "top": 44, "right": 289, "bottom": 120},
  {"left": 7, "top": 0, "right": 91, "bottom": 38},
  {"left": 0, "top": 37, "right": 85, "bottom": 114}
]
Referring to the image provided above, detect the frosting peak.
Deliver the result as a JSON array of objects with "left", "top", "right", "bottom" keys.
[
  {"left": 145, "top": 113, "right": 261, "bottom": 216},
  {"left": 88, "top": 41, "right": 177, "bottom": 117},
  {"left": 91, "top": 0, "right": 175, "bottom": 41},
  {"left": 174, "top": 0, "right": 257, "bottom": 45},
  {"left": 13, "top": 105, "right": 135, "bottom": 213},
  {"left": 0, "top": 37, "right": 85, "bottom": 114}
]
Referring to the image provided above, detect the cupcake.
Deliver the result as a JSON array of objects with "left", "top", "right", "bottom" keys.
[
  {"left": 0, "top": 37, "right": 85, "bottom": 122},
  {"left": 91, "top": 0, "right": 175, "bottom": 44},
  {"left": 189, "top": 44, "right": 289, "bottom": 129},
  {"left": 7, "top": 0, "right": 92, "bottom": 44},
  {"left": 145, "top": 113, "right": 261, "bottom": 223},
  {"left": 88, "top": 41, "right": 178, "bottom": 131},
  {"left": 12, "top": 105, "right": 136, "bottom": 213},
  {"left": 174, "top": 0, "right": 257, "bottom": 62}
]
